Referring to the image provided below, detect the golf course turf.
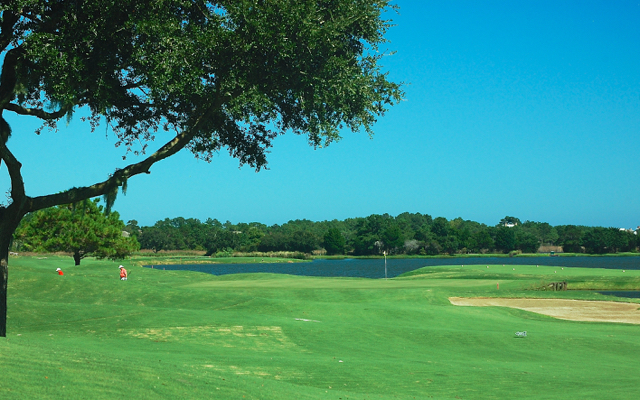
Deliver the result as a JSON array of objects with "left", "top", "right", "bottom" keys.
[{"left": 2, "top": 257, "right": 640, "bottom": 399}]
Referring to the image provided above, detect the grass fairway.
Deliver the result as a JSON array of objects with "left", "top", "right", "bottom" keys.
[{"left": 2, "top": 259, "right": 640, "bottom": 399}]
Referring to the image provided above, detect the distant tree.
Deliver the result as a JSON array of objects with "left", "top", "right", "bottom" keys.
[
  {"left": 123, "top": 220, "right": 141, "bottom": 239},
  {"left": 204, "top": 228, "right": 239, "bottom": 256},
  {"left": 14, "top": 199, "right": 139, "bottom": 265},
  {"left": 323, "top": 228, "right": 346, "bottom": 255},
  {"left": 352, "top": 235, "right": 374, "bottom": 256},
  {"left": 580, "top": 227, "right": 638, "bottom": 254},
  {"left": 629, "top": 231, "right": 639, "bottom": 252},
  {"left": 440, "top": 236, "right": 460, "bottom": 255},
  {"left": 431, "top": 217, "right": 449, "bottom": 238},
  {"left": 455, "top": 227, "right": 472, "bottom": 252},
  {"left": 175, "top": 218, "right": 208, "bottom": 250},
  {"left": 395, "top": 212, "right": 432, "bottom": 240},
  {"left": 403, "top": 239, "right": 422, "bottom": 255},
  {"left": 381, "top": 224, "right": 404, "bottom": 254},
  {"left": 413, "top": 226, "right": 432, "bottom": 243},
  {"left": 582, "top": 228, "right": 609, "bottom": 254},
  {"left": 257, "top": 232, "right": 289, "bottom": 253},
  {"left": 609, "top": 229, "right": 635, "bottom": 253},
  {"left": 467, "top": 228, "right": 494, "bottom": 253},
  {"left": 423, "top": 237, "right": 442, "bottom": 256},
  {"left": 515, "top": 230, "right": 539, "bottom": 253},
  {"left": 234, "top": 223, "right": 267, "bottom": 253},
  {"left": 138, "top": 226, "right": 170, "bottom": 253},
  {"left": 556, "top": 225, "right": 585, "bottom": 253},
  {"left": 494, "top": 227, "right": 516, "bottom": 253},
  {"left": 536, "top": 222, "right": 558, "bottom": 245},
  {"left": 288, "top": 230, "right": 320, "bottom": 253},
  {"left": 146, "top": 219, "right": 186, "bottom": 250},
  {"left": 351, "top": 215, "right": 389, "bottom": 255},
  {"left": 628, "top": 231, "right": 639, "bottom": 252}
]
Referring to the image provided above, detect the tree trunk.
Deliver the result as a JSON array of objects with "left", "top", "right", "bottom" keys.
[
  {"left": 0, "top": 233, "right": 8, "bottom": 338},
  {"left": 73, "top": 252, "right": 81, "bottom": 266},
  {"left": 0, "top": 204, "right": 25, "bottom": 337},
  {"left": 1, "top": 216, "right": 17, "bottom": 337}
]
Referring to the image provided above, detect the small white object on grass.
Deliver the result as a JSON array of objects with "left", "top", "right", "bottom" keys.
[{"left": 339, "top": 360, "right": 343, "bottom": 363}]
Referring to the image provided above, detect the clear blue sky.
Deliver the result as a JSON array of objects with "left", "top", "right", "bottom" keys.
[{"left": 2, "top": 0, "right": 639, "bottom": 228}]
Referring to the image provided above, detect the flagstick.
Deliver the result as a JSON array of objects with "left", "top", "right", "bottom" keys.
[{"left": 384, "top": 251, "right": 387, "bottom": 280}]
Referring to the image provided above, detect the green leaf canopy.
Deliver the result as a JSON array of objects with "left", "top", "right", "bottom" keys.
[{"left": 15, "top": 199, "right": 139, "bottom": 265}]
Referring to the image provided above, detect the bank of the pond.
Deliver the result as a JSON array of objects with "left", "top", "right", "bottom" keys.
[{"left": 146, "top": 255, "right": 640, "bottom": 279}]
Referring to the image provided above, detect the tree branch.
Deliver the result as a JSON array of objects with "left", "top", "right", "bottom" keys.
[
  {"left": 26, "top": 106, "right": 213, "bottom": 212},
  {"left": 0, "top": 10, "right": 20, "bottom": 53},
  {"left": 0, "top": 138, "right": 26, "bottom": 201},
  {"left": 4, "top": 102, "right": 74, "bottom": 120},
  {"left": 0, "top": 47, "right": 22, "bottom": 108}
]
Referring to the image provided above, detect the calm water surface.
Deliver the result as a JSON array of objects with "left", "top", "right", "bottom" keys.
[
  {"left": 148, "top": 256, "right": 640, "bottom": 279},
  {"left": 597, "top": 291, "right": 640, "bottom": 299}
]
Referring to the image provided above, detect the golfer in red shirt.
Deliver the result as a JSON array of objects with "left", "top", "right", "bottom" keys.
[{"left": 119, "top": 265, "right": 128, "bottom": 280}]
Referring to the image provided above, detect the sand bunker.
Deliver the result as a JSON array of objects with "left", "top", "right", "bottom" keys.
[{"left": 449, "top": 297, "right": 640, "bottom": 324}]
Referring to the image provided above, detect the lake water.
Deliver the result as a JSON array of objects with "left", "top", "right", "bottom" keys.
[
  {"left": 148, "top": 256, "right": 640, "bottom": 280},
  {"left": 596, "top": 291, "right": 640, "bottom": 299}
]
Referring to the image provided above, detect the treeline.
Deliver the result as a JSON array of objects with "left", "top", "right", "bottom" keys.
[{"left": 126, "top": 214, "right": 639, "bottom": 256}]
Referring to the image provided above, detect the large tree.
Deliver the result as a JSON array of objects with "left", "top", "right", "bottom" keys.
[
  {"left": 323, "top": 227, "right": 346, "bottom": 255},
  {"left": 14, "top": 199, "right": 139, "bottom": 265},
  {"left": 494, "top": 227, "right": 516, "bottom": 253},
  {"left": 0, "top": 1, "right": 403, "bottom": 336}
]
